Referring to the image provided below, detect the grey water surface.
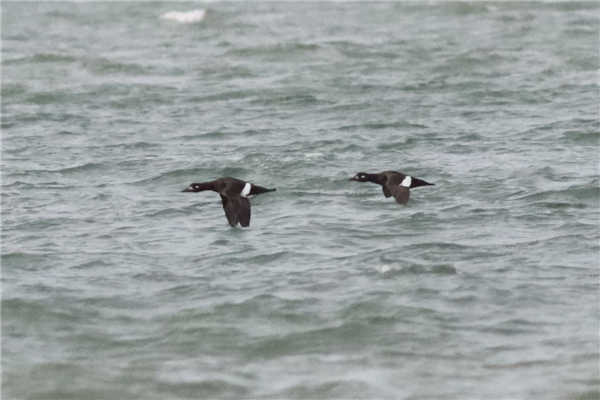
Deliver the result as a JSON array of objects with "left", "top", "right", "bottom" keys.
[{"left": 2, "top": 2, "right": 599, "bottom": 399}]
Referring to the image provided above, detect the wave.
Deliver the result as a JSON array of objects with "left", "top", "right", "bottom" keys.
[
  {"left": 226, "top": 42, "right": 320, "bottom": 58},
  {"left": 2, "top": 252, "right": 57, "bottom": 268},
  {"left": 374, "top": 263, "right": 458, "bottom": 276},
  {"left": 251, "top": 91, "right": 318, "bottom": 107},
  {"left": 513, "top": 184, "right": 599, "bottom": 206},
  {"left": 337, "top": 121, "right": 428, "bottom": 132},
  {"left": 160, "top": 9, "right": 206, "bottom": 24},
  {"left": 55, "top": 163, "right": 106, "bottom": 175},
  {"left": 83, "top": 57, "right": 149, "bottom": 76},
  {"left": 3, "top": 53, "right": 78, "bottom": 65},
  {"left": 3, "top": 298, "right": 78, "bottom": 322}
]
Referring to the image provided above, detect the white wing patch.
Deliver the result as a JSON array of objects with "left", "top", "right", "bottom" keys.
[
  {"left": 241, "top": 182, "right": 252, "bottom": 196},
  {"left": 400, "top": 176, "right": 412, "bottom": 188}
]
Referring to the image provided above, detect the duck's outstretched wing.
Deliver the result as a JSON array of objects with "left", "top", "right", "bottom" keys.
[
  {"left": 382, "top": 186, "right": 392, "bottom": 198},
  {"left": 235, "top": 197, "right": 251, "bottom": 227},
  {"left": 386, "top": 185, "right": 411, "bottom": 205},
  {"left": 220, "top": 195, "right": 251, "bottom": 227}
]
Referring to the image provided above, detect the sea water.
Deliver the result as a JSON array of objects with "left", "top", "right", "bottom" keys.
[{"left": 2, "top": 2, "right": 599, "bottom": 399}]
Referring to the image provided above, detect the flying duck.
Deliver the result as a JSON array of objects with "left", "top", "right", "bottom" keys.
[
  {"left": 349, "top": 171, "right": 434, "bottom": 204},
  {"left": 182, "top": 177, "right": 276, "bottom": 227}
]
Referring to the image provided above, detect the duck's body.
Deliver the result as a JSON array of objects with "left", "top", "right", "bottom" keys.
[
  {"left": 182, "top": 177, "right": 275, "bottom": 227},
  {"left": 349, "top": 170, "right": 434, "bottom": 204}
]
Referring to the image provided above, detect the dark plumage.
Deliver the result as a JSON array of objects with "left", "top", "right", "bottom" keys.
[
  {"left": 181, "top": 177, "right": 276, "bottom": 227},
  {"left": 349, "top": 171, "right": 434, "bottom": 204}
]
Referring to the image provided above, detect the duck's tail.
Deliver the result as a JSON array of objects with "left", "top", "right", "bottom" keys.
[{"left": 249, "top": 186, "right": 276, "bottom": 196}]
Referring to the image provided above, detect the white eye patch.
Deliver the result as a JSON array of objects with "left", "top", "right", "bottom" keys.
[{"left": 400, "top": 176, "right": 412, "bottom": 187}]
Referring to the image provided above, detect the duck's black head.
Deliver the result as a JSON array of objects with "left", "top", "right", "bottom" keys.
[
  {"left": 349, "top": 172, "right": 370, "bottom": 182},
  {"left": 182, "top": 183, "right": 202, "bottom": 192}
]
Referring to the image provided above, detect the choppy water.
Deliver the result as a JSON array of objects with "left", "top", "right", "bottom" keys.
[{"left": 2, "top": 2, "right": 599, "bottom": 399}]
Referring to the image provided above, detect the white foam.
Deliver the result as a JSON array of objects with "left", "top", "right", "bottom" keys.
[
  {"left": 161, "top": 9, "right": 206, "bottom": 24},
  {"left": 241, "top": 182, "right": 252, "bottom": 196},
  {"left": 400, "top": 176, "right": 412, "bottom": 187},
  {"left": 375, "top": 265, "right": 391, "bottom": 274},
  {"left": 304, "top": 153, "right": 323, "bottom": 158}
]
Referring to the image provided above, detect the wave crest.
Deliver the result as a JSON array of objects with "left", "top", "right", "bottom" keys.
[{"left": 161, "top": 9, "right": 206, "bottom": 24}]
